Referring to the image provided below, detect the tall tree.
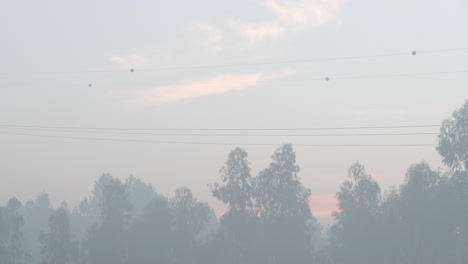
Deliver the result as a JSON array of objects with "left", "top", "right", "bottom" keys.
[
  {"left": 210, "top": 147, "right": 260, "bottom": 264},
  {"left": 447, "top": 169, "right": 468, "bottom": 262},
  {"left": 329, "top": 162, "right": 381, "bottom": 264},
  {"left": 436, "top": 99, "right": 468, "bottom": 261},
  {"left": 254, "top": 144, "right": 312, "bottom": 264},
  {"left": 85, "top": 175, "right": 132, "bottom": 264},
  {"left": 398, "top": 162, "right": 461, "bottom": 264},
  {"left": 255, "top": 144, "right": 311, "bottom": 218},
  {"left": 0, "top": 198, "right": 29, "bottom": 264},
  {"left": 125, "top": 195, "right": 172, "bottom": 264},
  {"left": 438, "top": 99, "right": 468, "bottom": 171},
  {"left": 20, "top": 193, "right": 53, "bottom": 264},
  {"left": 211, "top": 147, "right": 254, "bottom": 215},
  {"left": 125, "top": 175, "right": 157, "bottom": 218},
  {"left": 40, "top": 208, "right": 80, "bottom": 264},
  {"left": 171, "top": 187, "right": 210, "bottom": 264},
  {"left": 68, "top": 175, "right": 113, "bottom": 245}
]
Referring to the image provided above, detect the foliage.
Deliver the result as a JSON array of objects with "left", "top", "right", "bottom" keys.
[{"left": 438, "top": 99, "right": 468, "bottom": 171}]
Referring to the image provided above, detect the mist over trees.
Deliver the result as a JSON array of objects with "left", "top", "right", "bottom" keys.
[{"left": 2, "top": 100, "right": 468, "bottom": 264}]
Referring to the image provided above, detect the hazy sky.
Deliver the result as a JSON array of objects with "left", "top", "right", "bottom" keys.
[{"left": 1, "top": 0, "right": 468, "bottom": 224}]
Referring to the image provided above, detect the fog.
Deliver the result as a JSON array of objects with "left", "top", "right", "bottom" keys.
[
  {"left": 2, "top": 0, "right": 468, "bottom": 263},
  {"left": 1, "top": 100, "right": 468, "bottom": 263}
]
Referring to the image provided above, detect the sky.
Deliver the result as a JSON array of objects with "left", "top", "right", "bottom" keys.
[{"left": 1, "top": 0, "right": 468, "bottom": 225}]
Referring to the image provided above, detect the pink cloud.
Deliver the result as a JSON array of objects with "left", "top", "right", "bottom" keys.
[
  {"left": 109, "top": 55, "right": 145, "bottom": 68},
  {"left": 188, "top": 20, "right": 224, "bottom": 52},
  {"left": 128, "top": 69, "right": 294, "bottom": 105},
  {"left": 228, "top": 19, "right": 286, "bottom": 46},
  {"left": 229, "top": 0, "right": 345, "bottom": 44},
  {"left": 266, "top": 0, "right": 340, "bottom": 27}
]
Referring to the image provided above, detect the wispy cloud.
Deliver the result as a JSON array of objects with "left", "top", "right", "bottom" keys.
[
  {"left": 188, "top": 20, "right": 224, "bottom": 52},
  {"left": 266, "top": 0, "right": 340, "bottom": 27},
  {"left": 229, "top": 0, "right": 345, "bottom": 45},
  {"left": 109, "top": 55, "right": 145, "bottom": 68},
  {"left": 228, "top": 19, "right": 285, "bottom": 46},
  {"left": 128, "top": 69, "right": 294, "bottom": 105}
]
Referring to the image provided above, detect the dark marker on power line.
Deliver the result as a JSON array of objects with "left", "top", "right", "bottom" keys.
[
  {"left": 412, "top": 51, "right": 416, "bottom": 56},
  {"left": 325, "top": 77, "right": 330, "bottom": 81},
  {"left": 88, "top": 83, "right": 92, "bottom": 87},
  {"left": 130, "top": 68, "right": 134, "bottom": 72}
]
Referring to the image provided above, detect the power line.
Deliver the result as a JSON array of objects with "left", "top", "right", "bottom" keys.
[
  {"left": 0, "top": 124, "right": 444, "bottom": 132},
  {"left": 0, "top": 127, "right": 439, "bottom": 137},
  {"left": 137, "top": 52, "right": 411, "bottom": 72},
  {"left": 0, "top": 132, "right": 436, "bottom": 147},
  {"left": 332, "top": 70, "right": 468, "bottom": 80},
  {"left": 137, "top": 48, "right": 468, "bottom": 72},
  {"left": 2, "top": 47, "right": 467, "bottom": 75},
  {"left": 5, "top": 69, "right": 467, "bottom": 88},
  {"left": 418, "top": 48, "right": 468, "bottom": 54}
]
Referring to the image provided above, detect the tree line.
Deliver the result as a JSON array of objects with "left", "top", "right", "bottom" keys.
[{"left": 1, "top": 100, "right": 468, "bottom": 264}]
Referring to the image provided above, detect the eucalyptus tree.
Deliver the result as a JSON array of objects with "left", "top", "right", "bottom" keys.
[
  {"left": 20, "top": 193, "right": 53, "bottom": 264},
  {"left": 329, "top": 162, "right": 381, "bottom": 264},
  {"left": 254, "top": 144, "right": 313, "bottom": 264},
  {"left": 85, "top": 176, "right": 132, "bottom": 264},
  {"left": 211, "top": 147, "right": 254, "bottom": 215},
  {"left": 125, "top": 195, "right": 172, "bottom": 264},
  {"left": 171, "top": 187, "right": 210, "bottom": 264},
  {"left": 210, "top": 147, "right": 260, "bottom": 264},
  {"left": 438, "top": 99, "right": 468, "bottom": 172},
  {"left": 0, "top": 198, "right": 29, "bottom": 264},
  {"left": 40, "top": 208, "right": 80, "bottom": 264}
]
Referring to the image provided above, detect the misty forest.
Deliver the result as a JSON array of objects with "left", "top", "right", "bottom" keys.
[{"left": 2, "top": 100, "right": 468, "bottom": 264}]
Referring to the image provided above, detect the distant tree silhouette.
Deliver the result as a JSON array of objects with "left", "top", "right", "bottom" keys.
[
  {"left": 8, "top": 99, "right": 468, "bottom": 264},
  {"left": 329, "top": 162, "right": 381, "bottom": 264},
  {"left": 255, "top": 144, "right": 311, "bottom": 218},
  {"left": 438, "top": 99, "right": 468, "bottom": 172},
  {"left": 40, "top": 208, "right": 80, "bottom": 264},
  {"left": 71, "top": 174, "right": 156, "bottom": 243},
  {"left": 447, "top": 169, "right": 468, "bottom": 262},
  {"left": 436, "top": 100, "right": 468, "bottom": 262},
  {"left": 254, "top": 144, "right": 313, "bottom": 264},
  {"left": 88, "top": 173, "right": 114, "bottom": 215},
  {"left": 397, "top": 162, "right": 448, "bottom": 264},
  {"left": 20, "top": 193, "right": 53, "bottom": 264},
  {"left": 0, "top": 198, "right": 30, "bottom": 264},
  {"left": 69, "top": 198, "right": 96, "bottom": 244},
  {"left": 210, "top": 147, "right": 261, "bottom": 264},
  {"left": 69, "top": 174, "right": 115, "bottom": 244},
  {"left": 125, "top": 175, "right": 157, "bottom": 218},
  {"left": 171, "top": 187, "right": 210, "bottom": 264},
  {"left": 85, "top": 175, "right": 131, "bottom": 264},
  {"left": 211, "top": 147, "right": 254, "bottom": 214},
  {"left": 125, "top": 194, "right": 172, "bottom": 264}
]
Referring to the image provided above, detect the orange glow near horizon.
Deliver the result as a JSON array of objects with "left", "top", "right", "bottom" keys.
[{"left": 211, "top": 194, "right": 338, "bottom": 220}]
